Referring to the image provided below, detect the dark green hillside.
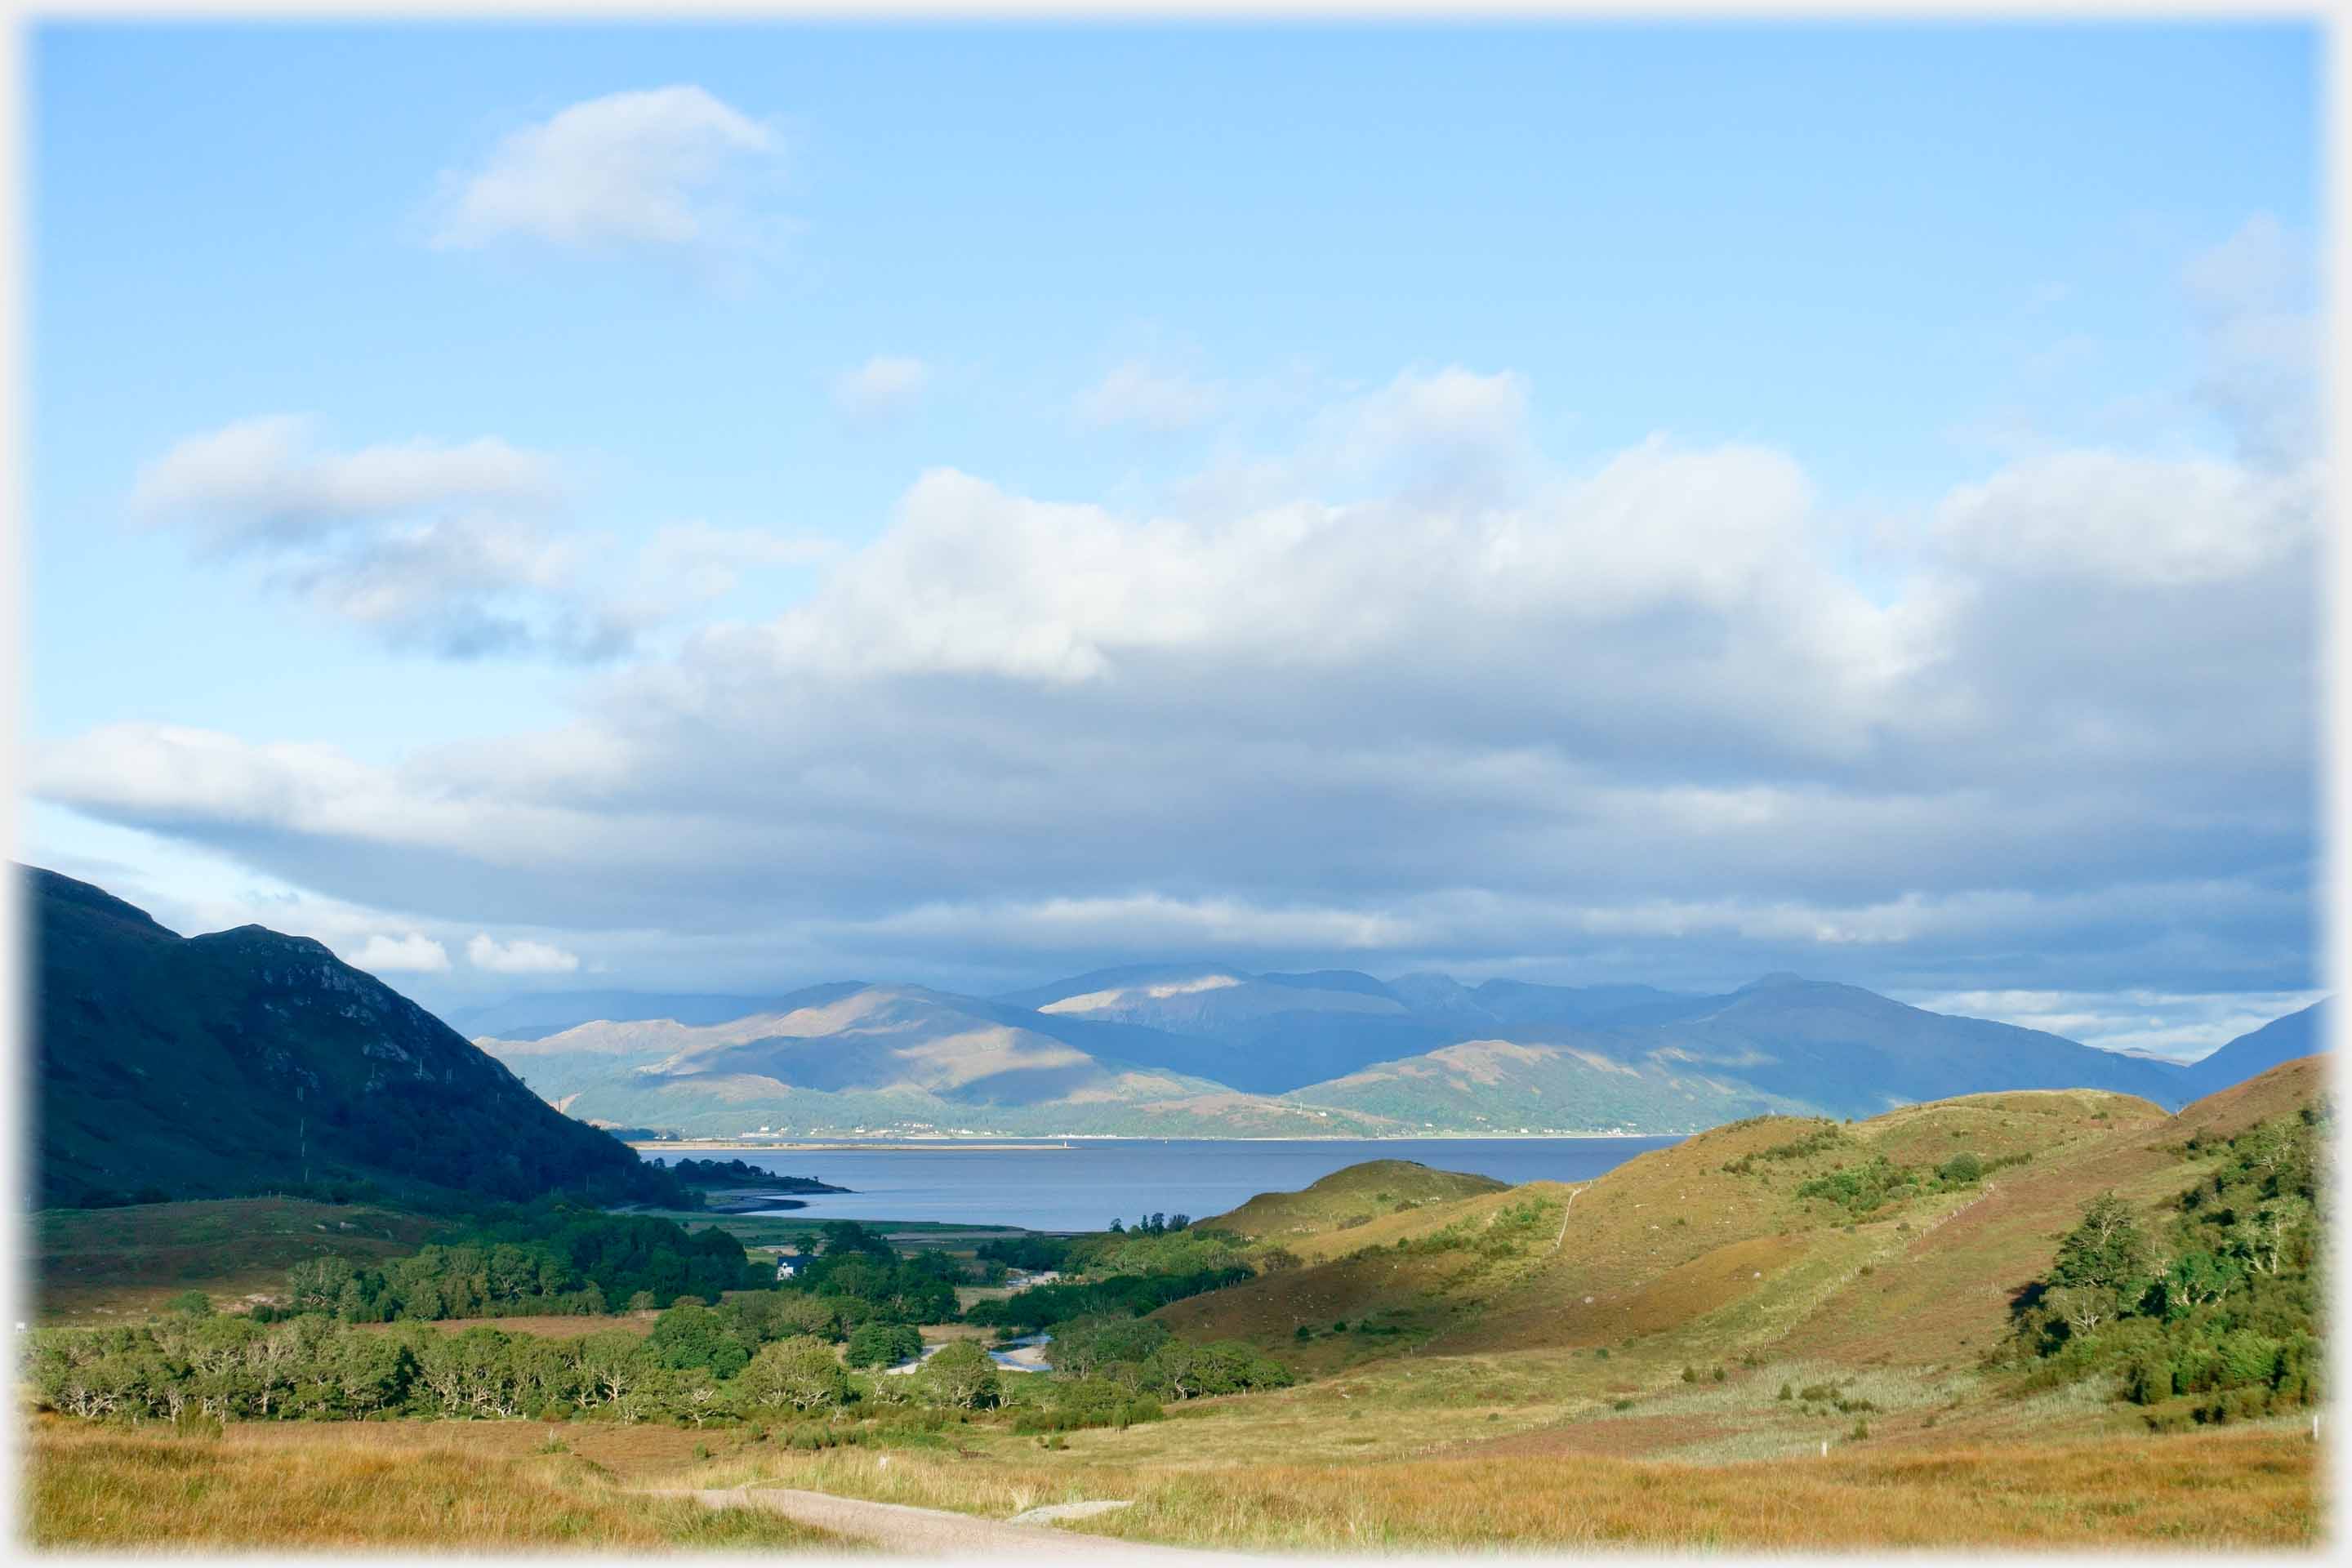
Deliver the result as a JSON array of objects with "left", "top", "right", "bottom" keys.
[{"left": 27, "top": 866, "right": 679, "bottom": 1210}]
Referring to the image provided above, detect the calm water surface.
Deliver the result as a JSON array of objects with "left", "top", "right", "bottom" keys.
[{"left": 671, "top": 1137, "right": 1681, "bottom": 1232}]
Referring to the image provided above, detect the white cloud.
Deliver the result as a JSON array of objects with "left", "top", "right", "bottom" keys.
[
  {"left": 131, "top": 416, "right": 559, "bottom": 546},
  {"left": 831, "top": 356, "right": 929, "bottom": 422},
  {"left": 1934, "top": 448, "right": 2315, "bottom": 587},
  {"left": 131, "top": 417, "right": 664, "bottom": 662},
  {"left": 430, "top": 86, "right": 777, "bottom": 252},
  {"left": 467, "top": 933, "right": 582, "bottom": 974},
  {"left": 346, "top": 933, "right": 451, "bottom": 974},
  {"left": 28, "top": 724, "right": 623, "bottom": 866},
  {"left": 1074, "top": 359, "right": 1223, "bottom": 432}
]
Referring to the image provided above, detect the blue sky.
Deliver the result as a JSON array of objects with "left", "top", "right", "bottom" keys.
[{"left": 20, "top": 21, "right": 2323, "bottom": 1059}]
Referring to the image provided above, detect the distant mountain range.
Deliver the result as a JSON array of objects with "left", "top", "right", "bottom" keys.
[
  {"left": 26, "top": 867, "right": 678, "bottom": 1210},
  {"left": 468, "top": 961, "right": 2330, "bottom": 1139},
  {"left": 29, "top": 862, "right": 2325, "bottom": 1170},
  {"left": 2176, "top": 999, "right": 2330, "bottom": 1097}
]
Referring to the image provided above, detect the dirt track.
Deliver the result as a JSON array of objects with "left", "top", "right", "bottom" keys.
[{"left": 665, "top": 1484, "right": 1227, "bottom": 1558}]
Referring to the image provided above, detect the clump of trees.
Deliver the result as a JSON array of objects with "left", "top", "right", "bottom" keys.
[
  {"left": 779, "top": 1222, "right": 964, "bottom": 1327},
  {"left": 267, "top": 1209, "right": 764, "bottom": 1323},
  {"left": 660, "top": 1158, "right": 833, "bottom": 1190},
  {"left": 1013, "top": 1377, "right": 1163, "bottom": 1434},
  {"left": 1998, "top": 1107, "right": 2325, "bottom": 1426},
  {"left": 960, "top": 1218, "right": 1261, "bottom": 1335},
  {"left": 1106, "top": 1213, "right": 1191, "bottom": 1236},
  {"left": 964, "top": 1267, "right": 1248, "bottom": 1334},
  {"left": 973, "top": 1236, "right": 1072, "bottom": 1272},
  {"left": 1036, "top": 1315, "right": 1290, "bottom": 1402},
  {"left": 844, "top": 1323, "right": 924, "bottom": 1369}
]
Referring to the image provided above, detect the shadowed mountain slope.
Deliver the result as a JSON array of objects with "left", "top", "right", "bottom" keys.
[
  {"left": 27, "top": 867, "right": 673, "bottom": 1210},
  {"left": 2177, "top": 1000, "right": 2330, "bottom": 1098}
]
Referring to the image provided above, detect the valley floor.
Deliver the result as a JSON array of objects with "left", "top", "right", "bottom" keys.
[{"left": 22, "top": 1400, "right": 2319, "bottom": 1552}]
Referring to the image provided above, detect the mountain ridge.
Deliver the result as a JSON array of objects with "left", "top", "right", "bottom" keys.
[
  {"left": 25, "top": 866, "right": 676, "bottom": 1210},
  {"left": 467, "top": 962, "right": 2324, "bottom": 1139}
]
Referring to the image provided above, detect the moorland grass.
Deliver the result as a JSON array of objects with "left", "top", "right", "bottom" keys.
[
  {"left": 22, "top": 1417, "right": 849, "bottom": 1550},
  {"left": 702, "top": 1422, "right": 2320, "bottom": 1551}
]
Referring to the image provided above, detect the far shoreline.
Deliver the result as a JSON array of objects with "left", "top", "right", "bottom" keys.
[{"left": 630, "top": 1129, "right": 1688, "bottom": 1152}]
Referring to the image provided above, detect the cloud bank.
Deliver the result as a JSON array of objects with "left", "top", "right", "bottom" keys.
[{"left": 42, "top": 219, "right": 2319, "bottom": 1012}]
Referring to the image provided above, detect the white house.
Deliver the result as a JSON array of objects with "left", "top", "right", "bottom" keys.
[{"left": 774, "top": 1256, "right": 800, "bottom": 1281}]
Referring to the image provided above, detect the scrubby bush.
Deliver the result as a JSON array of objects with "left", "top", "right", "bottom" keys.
[
  {"left": 736, "top": 1336, "right": 848, "bottom": 1414},
  {"left": 915, "top": 1342, "right": 1000, "bottom": 1410},
  {"left": 1012, "top": 1377, "right": 1164, "bottom": 1433}
]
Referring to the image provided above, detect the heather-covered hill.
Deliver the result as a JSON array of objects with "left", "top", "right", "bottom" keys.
[{"left": 1152, "top": 1058, "right": 2324, "bottom": 1397}]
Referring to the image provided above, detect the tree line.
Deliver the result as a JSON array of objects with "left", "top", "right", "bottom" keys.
[
  {"left": 267, "top": 1209, "right": 764, "bottom": 1322},
  {"left": 26, "top": 1291, "right": 1288, "bottom": 1430},
  {"left": 25, "top": 1209, "right": 1298, "bottom": 1432}
]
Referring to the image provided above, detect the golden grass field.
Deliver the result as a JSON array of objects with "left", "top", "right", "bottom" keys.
[
  {"left": 698, "top": 1422, "right": 2320, "bottom": 1550},
  {"left": 24, "top": 1399, "right": 2319, "bottom": 1553},
  {"left": 21, "top": 1416, "right": 847, "bottom": 1550}
]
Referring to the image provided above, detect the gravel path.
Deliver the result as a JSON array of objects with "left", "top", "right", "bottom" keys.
[{"left": 662, "top": 1485, "right": 1223, "bottom": 1558}]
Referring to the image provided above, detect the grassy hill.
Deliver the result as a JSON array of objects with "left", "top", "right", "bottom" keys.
[
  {"left": 1200, "top": 1159, "right": 1508, "bottom": 1247},
  {"left": 635, "top": 1063, "right": 2319, "bottom": 1548},
  {"left": 1147, "top": 1058, "right": 2326, "bottom": 1456}
]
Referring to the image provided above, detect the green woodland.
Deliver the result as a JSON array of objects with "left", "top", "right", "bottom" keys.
[
  {"left": 1999, "top": 1107, "right": 2327, "bottom": 1425},
  {"left": 24, "top": 1214, "right": 1290, "bottom": 1435}
]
